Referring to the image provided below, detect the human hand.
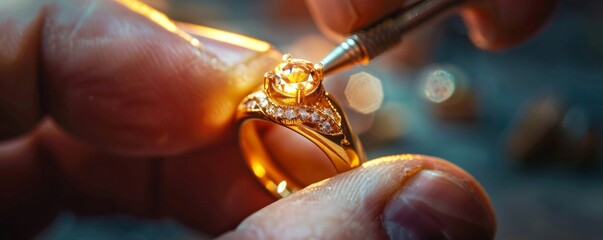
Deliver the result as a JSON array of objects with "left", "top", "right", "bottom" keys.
[
  {"left": 306, "top": 0, "right": 557, "bottom": 50},
  {"left": 0, "top": 0, "right": 495, "bottom": 239}
]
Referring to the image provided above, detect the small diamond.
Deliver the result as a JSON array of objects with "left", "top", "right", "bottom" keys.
[
  {"left": 320, "top": 121, "right": 332, "bottom": 132},
  {"left": 311, "top": 112, "right": 321, "bottom": 122},
  {"left": 256, "top": 91, "right": 266, "bottom": 99},
  {"left": 259, "top": 98, "right": 269, "bottom": 108},
  {"left": 284, "top": 109, "right": 297, "bottom": 120},
  {"left": 276, "top": 108, "right": 284, "bottom": 118},
  {"left": 266, "top": 105, "right": 275, "bottom": 115},
  {"left": 245, "top": 99, "right": 256, "bottom": 109},
  {"left": 299, "top": 108, "right": 310, "bottom": 119}
]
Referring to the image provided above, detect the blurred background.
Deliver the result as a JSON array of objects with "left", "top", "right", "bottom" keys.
[{"left": 39, "top": 0, "right": 603, "bottom": 239}]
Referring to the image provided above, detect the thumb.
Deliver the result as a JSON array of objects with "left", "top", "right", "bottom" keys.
[{"left": 219, "top": 155, "right": 496, "bottom": 239}]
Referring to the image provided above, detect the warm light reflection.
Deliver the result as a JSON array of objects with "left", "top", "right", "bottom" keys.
[
  {"left": 117, "top": 0, "right": 177, "bottom": 32},
  {"left": 362, "top": 154, "right": 419, "bottom": 167},
  {"left": 276, "top": 181, "right": 291, "bottom": 197},
  {"left": 277, "top": 181, "right": 288, "bottom": 193},
  {"left": 177, "top": 23, "right": 272, "bottom": 53},
  {"left": 265, "top": 181, "right": 276, "bottom": 192},
  {"left": 116, "top": 0, "right": 201, "bottom": 47},
  {"left": 251, "top": 161, "right": 266, "bottom": 178}
]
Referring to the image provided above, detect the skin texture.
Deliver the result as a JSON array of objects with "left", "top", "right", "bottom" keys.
[
  {"left": 219, "top": 156, "right": 495, "bottom": 240},
  {"left": 306, "top": 0, "right": 557, "bottom": 50},
  {"left": 0, "top": 0, "right": 554, "bottom": 238}
]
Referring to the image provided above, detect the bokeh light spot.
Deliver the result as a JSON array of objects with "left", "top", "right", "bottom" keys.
[
  {"left": 345, "top": 72, "right": 384, "bottom": 114},
  {"left": 423, "top": 69, "right": 456, "bottom": 103}
]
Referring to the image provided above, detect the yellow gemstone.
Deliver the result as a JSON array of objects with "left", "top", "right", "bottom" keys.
[{"left": 272, "top": 59, "right": 320, "bottom": 97}]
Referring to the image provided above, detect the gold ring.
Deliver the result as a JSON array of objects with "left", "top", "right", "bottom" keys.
[{"left": 236, "top": 54, "right": 366, "bottom": 198}]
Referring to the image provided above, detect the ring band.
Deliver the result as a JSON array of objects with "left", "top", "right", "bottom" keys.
[{"left": 236, "top": 54, "right": 366, "bottom": 198}]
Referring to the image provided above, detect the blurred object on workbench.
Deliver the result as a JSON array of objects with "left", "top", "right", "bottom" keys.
[
  {"left": 362, "top": 102, "right": 407, "bottom": 149},
  {"left": 505, "top": 93, "right": 599, "bottom": 168}
]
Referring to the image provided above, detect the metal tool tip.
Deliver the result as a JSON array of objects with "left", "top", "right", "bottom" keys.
[{"left": 320, "top": 37, "right": 368, "bottom": 75}]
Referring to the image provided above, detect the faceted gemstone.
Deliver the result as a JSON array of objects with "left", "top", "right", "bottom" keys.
[
  {"left": 320, "top": 121, "right": 332, "bottom": 132},
  {"left": 299, "top": 108, "right": 310, "bottom": 119},
  {"left": 259, "top": 98, "right": 269, "bottom": 108},
  {"left": 284, "top": 109, "right": 297, "bottom": 120},
  {"left": 245, "top": 99, "right": 256, "bottom": 109},
  {"left": 276, "top": 108, "right": 284, "bottom": 118},
  {"left": 272, "top": 59, "right": 320, "bottom": 97},
  {"left": 256, "top": 92, "right": 266, "bottom": 99},
  {"left": 266, "top": 105, "right": 275, "bottom": 115},
  {"left": 310, "top": 112, "right": 321, "bottom": 122}
]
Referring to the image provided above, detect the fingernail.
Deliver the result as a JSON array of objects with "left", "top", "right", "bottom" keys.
[
  {"left": 382, "top": 170, "right": 496, "bottom": 240},
  {"left": 306, "top": 0, "right": 358, "bottom": 37}
]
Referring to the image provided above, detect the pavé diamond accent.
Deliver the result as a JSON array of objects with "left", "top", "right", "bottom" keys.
[
  {"left": 245, "top": 99, "right": 256, "bottom": 109},
  {"left": 275, "top": 107, "right": 284, "bottom": 118},
  {"left": 259, "top": 98, "right": 268, "bottom": 108},
  {"left": 310, "top": 112, "right": 321, "bottom": 123},
  {"left": 299, "top": 108, "right": 309, "bottom": 119},
  {"left": 284, "top": 109, "right": 296, "bottom": 120},
  {"left": 320, "top": 121, "right": 332, "bottom": 132},
  {"left": 266, "top": 105, "right": 275, "bottom": 116}
]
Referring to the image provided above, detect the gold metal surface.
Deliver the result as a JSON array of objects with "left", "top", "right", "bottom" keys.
[{"left": 237, "top": 54, "right": 366, "bottom": 198}]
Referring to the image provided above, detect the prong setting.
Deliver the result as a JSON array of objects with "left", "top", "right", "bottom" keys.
[
  {"left": 314, "top": 63, "right": 323, "bottom": 71},
  {"left": 264, "top": 71, "right": 275, "bottom": 79}
]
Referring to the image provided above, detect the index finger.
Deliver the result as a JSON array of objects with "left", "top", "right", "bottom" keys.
[{"left": 0, "top": 0, "right": 280, "bottom": 155}]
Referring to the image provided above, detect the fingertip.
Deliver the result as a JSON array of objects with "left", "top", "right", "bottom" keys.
[
  {"left": 0, "top": 1, "right": 45, "bottom": 141},
  {"left": 380, "top": 156, "right": 496, "bottom": 239},
  {"left": 306, "top": 0, "right": 405, "bottom": 39},
  {"left": 41, "top": 0, "right": 280, "bottom": 156},
  {"left": 228, "top": 154, "right": 496, "bottom": 239},
  {"left": 461, "top": 0, "right": 557, "bottom": 50},
  {"left": 306, "top": 0, "right": 358, "bottom": 39}
]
